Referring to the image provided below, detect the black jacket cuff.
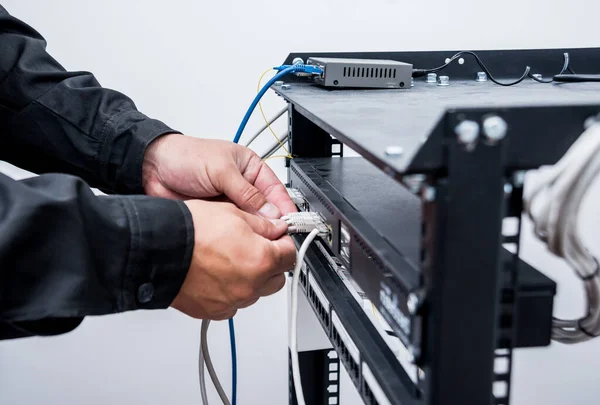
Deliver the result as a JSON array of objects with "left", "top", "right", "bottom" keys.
[
  {"left": 98, "top": 110, "right": 182, "bottom": 194},
  {"left": 118, "top": 197, "right": 194, "bottom": 311}
]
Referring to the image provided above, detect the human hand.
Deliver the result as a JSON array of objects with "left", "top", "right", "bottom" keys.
[
  {"left": 172, "top": 200, "right": 296, "bottom": 320},
  {"left": 142, "top": 135, "right": 296, "bottom": 218}
]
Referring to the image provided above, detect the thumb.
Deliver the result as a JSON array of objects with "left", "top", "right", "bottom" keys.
[{"left": 222, "top": 171, "right": 281, "bottom": 219}]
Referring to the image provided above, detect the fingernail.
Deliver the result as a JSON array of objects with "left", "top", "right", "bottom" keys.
[
  {"left": 269, "top": 219, "right": 288, "bottom": 228},
  {"left": 258, "top": 202, "right": 281, "bottom": 219}
]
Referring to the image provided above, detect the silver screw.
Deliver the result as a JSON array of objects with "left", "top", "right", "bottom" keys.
[
  {"left": 426, "top": 73, "right": 437, "bottom": 83},
  {"left": 384, "top": 146, "right": 404, "bottom": 156},
  {"left": 423, "top": 186, "right": 436, "bottom": 202},
  {"left": 532, "top": 73, "right": 543, "bottom": 81},
  {"left": 281, "top": 84, "right": 292, "bottom": 90},
  {"left": 482, "top": 116, "right": 508, "bottom": 142},
  {"left": 476, "top": 72, "right": 488, "bottom": 82},
  {"left": 292, "top": 57, "right": 304, "bottom": 65},
  {"left": 504, "top": 183, "right": 513, "bottom": 196},
  {"left": 513, "top": 171, "right": 526, "bottom": 187},
  {"left": 274, "top": 81, "right": 284, "bottom": 87},
  {"left": 404, "top": 174, "right": 426, "bottom": 194},
  {"left": 437, "top": 76, "right": 450, "bottom": 86},
  {"left": 407, "top": 293, "right": 420, "bottom": 315},
  {"left": 454, "top": 120, "right": 480, "bottom": 146}
]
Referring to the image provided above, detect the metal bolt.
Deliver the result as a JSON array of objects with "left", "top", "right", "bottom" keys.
[
  {"left": 426, "top": 73, "right": 437, "bottom": 83},
  {"left": 407, "top": 293, "right": 420, "bottom": 315},
  {"left": 384, "top": 146, "right": 404, "bottom": 156},
  {"left": 281, "top": 84, "right": 292, "bottom": 90},
  {"left": 411, "top": 77, "right": 415, "bottom": 87},
  {"left": 513, "top": 171, "right": 526, "bottom": 187},
  {"left": 504, "top": 183, "right": 513, "bottom": 196},
  {"left": 532, "top": 73, "right": 543, "bottom": 81},
  {"left": 292, "top": 57, "right": 304, "bottom": 65},
  {"left": 423, "top": 186, "right": 436, "bottom": 202},
  {"left": 274, "top": 81, "right": 284, "bottom": 87},
  {"left": 476, "top": 72, "right": 488, "bottom": 82},
  {"left": 437, "top": 76, "right": 450, "bottom": 86},
  {"left": 454, "top": 120, "right": 480, "bottom": 146},
  {"left": 404, "top": 174, "right": 426, "bottom": 194},
  {"left": 482, "top": 115, "right": 508, "bottom": 142}
]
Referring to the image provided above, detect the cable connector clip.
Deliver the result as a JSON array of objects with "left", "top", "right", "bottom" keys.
[
  {"left": 286, "top": 188, "right": 309, "bottom": 211},
  {"left": 283, "top": 212, "right": 329, "bottom": 236},
  {"left": 273, "top": 64, "right": 323, "bottom": 75}
]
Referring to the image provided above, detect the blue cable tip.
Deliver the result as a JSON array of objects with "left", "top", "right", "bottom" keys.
[{"left": 273, "top": 64, "right": 323, "bottom": 75}]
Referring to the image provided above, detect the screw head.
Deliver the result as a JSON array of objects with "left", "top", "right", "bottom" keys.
[
  {"left": 404, "top": 174, "right": 426, "bottom": 194},
  {"left": 437, "top": 76, "right": 450, "bottom": 86},
  {"left": 423, "top": 186, "right": 436, "bottom": 202},
  {"left": 292, "top": 57, "right": 304, "bottom": 65},
  {"left": 407, "top": 293, "right": 420, "bottom": 315},
  {"left": 384, "top": 146, "right": 404, "bottom": 156},
  {"left": 426, "top": 73, "right": 437, "bottom": 83},
  {"left": 281, "top": 84, "right": 292, "bottom": 90},
  {"left": 476, "top": 72, "right": 488, "bottom": 82},
  {"left": 482, "top": 115, "right": 508, "bottom": 142},
  {"left": 454, "top": 120, "right": 480, "bottom": 145}
]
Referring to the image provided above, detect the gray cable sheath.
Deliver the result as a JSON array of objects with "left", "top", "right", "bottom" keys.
[
  {"left": 200, "top": 319, "right": 231, "bottom": 405},
  {"left": 244, "top": 107, "right": 287, "bottom": 147},
  {"left": 199, "top": 325, "right": 209, "bottom": 405},
  {"left": 261, "top": 133, "right": 289, "bottom": 160}
]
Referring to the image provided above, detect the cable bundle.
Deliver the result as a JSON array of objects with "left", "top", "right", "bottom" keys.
[{"left": 524, "top": 123, "right": 600, "bottom": 343}]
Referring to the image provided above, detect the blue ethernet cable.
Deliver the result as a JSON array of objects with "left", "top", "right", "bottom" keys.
[
  {"left": 232, "top": 64, "right": 323, "bottom": 144},
  {"left": 228, "top": 318, "right": 237, "bottom": 405},
  {"left": 227, "top": 62, "right": 322, "bottom": 404}
]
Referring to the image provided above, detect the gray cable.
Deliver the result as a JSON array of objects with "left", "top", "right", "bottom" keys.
[
  {"left": 201, "top": 319, "right": 231, "bottom": 405},
  {"left": 243, "top": 107, "right": 287, "bottom": 147},
  {"left": 199, "top": 326, "right": 209, "bottom": 405},
  {"left": 261, "top": 133, "right": 289, "bottom": 160},
  {"left": 525, "top": 123, "right": 600, "bottom": 343}
]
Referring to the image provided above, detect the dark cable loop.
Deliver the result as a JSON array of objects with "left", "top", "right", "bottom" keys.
[{"left": 414, "top": 51, "right": 572, "bottom": 86}]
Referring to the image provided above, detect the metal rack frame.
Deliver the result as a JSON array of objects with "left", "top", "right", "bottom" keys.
[{"left": 281, "top": 47, "right": 600, "bottom": 405}]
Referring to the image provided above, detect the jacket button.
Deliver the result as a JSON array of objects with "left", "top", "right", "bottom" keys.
[{"left": 137, "top": 283, "right": 154, "bottom": 304}]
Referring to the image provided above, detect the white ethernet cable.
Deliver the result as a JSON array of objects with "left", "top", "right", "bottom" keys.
[
  {"left": 198, "top": 211, "right": 327, "bottom": 405},
  {"left": 289, "top": 228, "right": 321, "bottom": 405},
  {"left": 284, "top": 211, "right": 330, "bottom": 405},
  {"left": 524, "top": 123, "right": 600, "bottom": 343}
]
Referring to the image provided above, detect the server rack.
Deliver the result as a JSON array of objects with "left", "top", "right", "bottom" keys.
[{"left": 278, "top": 48, "right": 600, "bottom": 405}]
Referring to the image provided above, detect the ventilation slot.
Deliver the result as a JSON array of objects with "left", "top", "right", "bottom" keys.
[
  {"left": 290, "top": 166, "right": 335, "bottom": 216},
  {"left": 353, "top": 234, "right": 388, "bottom": 275}
]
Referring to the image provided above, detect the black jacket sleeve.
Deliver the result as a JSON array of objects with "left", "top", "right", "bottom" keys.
[
  {"left": 0, "top": 172, "right": 194, "bottom": 340},
  {"left": 0, "top": 5, "right": 178, "bottom": 194}
]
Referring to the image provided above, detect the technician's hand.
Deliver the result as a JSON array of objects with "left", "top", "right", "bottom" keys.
[
  {"left": 142, "top": 135, "right": 297, "bottom": 218},
  {"left": 172, "top": 200, "right": 296, "bottom": 320}
]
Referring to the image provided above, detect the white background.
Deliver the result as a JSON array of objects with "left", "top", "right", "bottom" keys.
[{"left": 1, "top": 0, "right": 600, "bottom": 404}]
